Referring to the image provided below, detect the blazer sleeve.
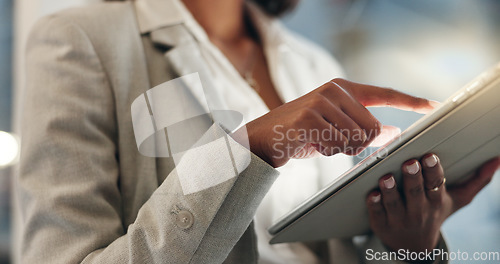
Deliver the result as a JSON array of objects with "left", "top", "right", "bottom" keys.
[{"left": 18, "top": 15, "right": 279, "bottom": 264}]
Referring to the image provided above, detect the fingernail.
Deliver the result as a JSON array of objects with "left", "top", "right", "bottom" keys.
[
  {"left": 371, "top": 193, "right": 381, "bottom": 203},
  {"left": 429, "top": 100, "right": 441, "bottom": 108},
  {"left": 383, "top": 176, "right": 395, "bottom": 189},
  {"left": 405, "top": 161, "right": 420, "bottom": 175},
  {"left": 424, "top": 154, "right": 439, "bottom": 168}
]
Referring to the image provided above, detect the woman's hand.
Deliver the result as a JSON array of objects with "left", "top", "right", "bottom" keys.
[
  {"left": 232, "top": 78, "right": 436, "bottom": 168},
  {"left": 366, "top": 154, "right": 500, "bottom": 253}
]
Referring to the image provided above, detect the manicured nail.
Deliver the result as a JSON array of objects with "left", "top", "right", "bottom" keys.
[
  {"left": 405, "top": 161, "right": 420, "bottom": 175},
  {"left": 371, "top": 193, "right": 381, "bottom": 203},
  {"left": 383, "top": 176, "right": 395, "bottom": 189},
  {"left": 424, "top": 154, "right": 439, "bottom": 168}
]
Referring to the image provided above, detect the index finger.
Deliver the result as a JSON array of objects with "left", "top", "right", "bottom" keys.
[{"left": 331, "top": 79, "right": 439, "bottom": 114}]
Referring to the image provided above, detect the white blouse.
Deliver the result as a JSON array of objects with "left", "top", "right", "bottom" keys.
[{"left": 170, "top": 1, "right": 353, "bottom": 263}]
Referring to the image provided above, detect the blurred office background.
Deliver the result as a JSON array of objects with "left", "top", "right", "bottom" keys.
[
  {"left": 0, "top": 0, "right": 499, "bottom": 263},
  {"left": 285, "top": 1, "right": 500, "bottom": 263}
]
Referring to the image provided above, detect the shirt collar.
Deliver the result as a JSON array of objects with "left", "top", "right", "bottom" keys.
[
  {"left": 134, "top": 0, "right": 187, "bottom": 33},
  {"left": 133, "top": 0, "right": 286, "bottom": 45},
  {"left": 133, "top": 0, "right": 307, "bottom": 104}
]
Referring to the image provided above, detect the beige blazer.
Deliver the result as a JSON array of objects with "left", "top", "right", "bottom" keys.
[
  {"left": 18, "top": 1, "right": 281, "bottom": 263},
  {"left": 17, "top": 0, "right": 447, "bottom": 263}
]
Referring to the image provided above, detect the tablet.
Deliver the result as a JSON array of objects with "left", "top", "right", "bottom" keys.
[{"left": 268, "top": 62, "right": 500, "bottom": 244}]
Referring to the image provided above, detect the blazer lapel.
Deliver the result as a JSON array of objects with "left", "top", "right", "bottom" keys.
[
  {"left": 149, "top": 25, "right": 221, "bottom": 114},
  {"left": 149, "top": 25, "right": 244, "bottom": 131}
]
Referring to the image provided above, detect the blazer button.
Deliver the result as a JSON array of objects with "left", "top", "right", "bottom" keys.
[{"left": 175, "top": 210, "right": 194, "bottom": 229}]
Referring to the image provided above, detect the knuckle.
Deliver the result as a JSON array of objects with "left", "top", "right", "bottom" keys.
[
  {"left": 385, "top": 89, "right": 397, "bottom": 102},
  {"left": 311, "top": 93, "right": 328, "bottom": 106},
  {"left": 331, "top": 78, "right": 346, "bottom": 85},
  {"left": 413, "top": 97, "right": 425, "bottom": 107},
  {"left": 432, "top": 178, "right": 443, "bottom": 188},
  {"left": 298, "top": 108, "right": 316, "bottom": 122},
  {"left": 318, "top": 82, "right": 332, "bottom": 93},
  {"left": 322, "top": 81, "right": 343, "bottom": 95},
  {"left": 428, "top": 178, "right": 443, "bottom": 189}
]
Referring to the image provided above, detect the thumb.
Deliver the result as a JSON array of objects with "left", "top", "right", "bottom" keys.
[{"left": 448, "top": 157, "right": 500, "bottom": 212}]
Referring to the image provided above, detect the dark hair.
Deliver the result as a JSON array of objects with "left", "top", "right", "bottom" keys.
[
  {"left": 250, "top": 0, "right": 299, "bottom": 17},
  {"left": 105, "top": 0, "right": 299, "bottom": 17}
]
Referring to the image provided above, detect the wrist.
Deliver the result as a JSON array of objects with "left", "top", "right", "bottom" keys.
[{"left": 230, "top": 123, "right": 278, "bottom": 168}]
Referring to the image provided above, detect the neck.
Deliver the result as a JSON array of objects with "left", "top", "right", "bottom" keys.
[{"left": 182, "top": 0, "right": 248, "bottom": 42}]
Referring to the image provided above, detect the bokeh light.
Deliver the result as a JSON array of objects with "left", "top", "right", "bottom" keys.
[{"left": 0, "top": 131, "right": 19, "bottom": 167}]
